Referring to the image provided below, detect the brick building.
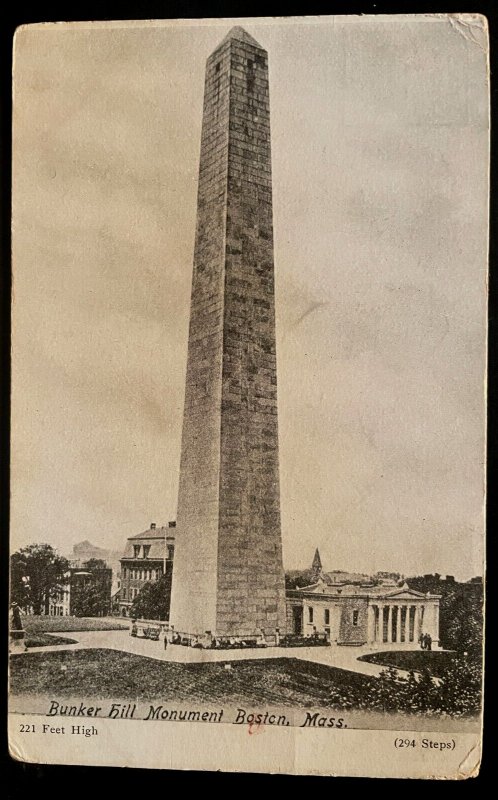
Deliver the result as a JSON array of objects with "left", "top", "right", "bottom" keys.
[{"left": 118, "top": 522, "right": 175, "bottom": 617}]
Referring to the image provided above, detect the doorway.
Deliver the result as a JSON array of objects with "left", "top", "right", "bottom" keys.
[{"left": 292, "top": 606, "right": 303, "bottom": 634}]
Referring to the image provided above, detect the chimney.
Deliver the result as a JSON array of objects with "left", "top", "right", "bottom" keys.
[{"left": 150, "top": 523, "right": 156, "bottom": 530}]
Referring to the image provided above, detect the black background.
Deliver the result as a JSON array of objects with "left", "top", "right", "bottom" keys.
[{"left": 1, "top": 0, "right": 494, "bottom": 792}]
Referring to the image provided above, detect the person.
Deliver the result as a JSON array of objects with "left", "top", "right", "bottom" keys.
[
  {"left": 426, "top": 633, "right": 432, "bottom": 651},
  {"left": 131, "top": 619, "right": 138, "bottom": 637},
  {"left": 162, "top": 627, "right": 168, "bottom": 650},
  {"left": 419, "top": 632, "right": 425, "bottom": 650},
  {"left": 11, "top": 602, "right": 23, "bottom": 632}
]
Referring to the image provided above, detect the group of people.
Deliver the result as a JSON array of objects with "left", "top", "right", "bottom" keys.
[
  {"left": 130, "top": 619, "right": 171, "bottom": 649},
  {"left": 419, "top": 632, "right": 433, "bottom": 651}
]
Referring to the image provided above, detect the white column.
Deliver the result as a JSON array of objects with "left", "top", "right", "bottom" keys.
[
  {"left": 401, "top": 605, "right": 407, "bottom": 643},
  {"left": 415, "top": 605, "right": 422, "bottom": 644},
  {"left": 393, "top": 606, "right": 399, "bottom": 643},
  {"left": 387, "top": 605, "right": 393, "bottom": 643},
  {"left": 409, "top": 605, "right": 415, "bottom": 642},
  {"left": 367, "top": 605, "right": 374, "bottom": 643},
  {"left": 433, "top": 603, "right": 440, "bottom": 645}
]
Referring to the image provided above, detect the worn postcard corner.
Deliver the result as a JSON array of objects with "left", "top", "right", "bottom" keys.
[{"left": 9, "top": 14, "right": 487, "bottom": 779}]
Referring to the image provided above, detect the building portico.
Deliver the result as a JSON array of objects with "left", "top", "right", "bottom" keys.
[
  {"left": 287, "top": 580, "right": 440, "bottom": 649},
  {"left": 368, "top": 597, "right": 439, "bottom": 646}
]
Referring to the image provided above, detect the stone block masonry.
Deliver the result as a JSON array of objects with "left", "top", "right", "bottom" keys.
[{"left": 169, "top": 27, "right": 287, "bottom": 639}]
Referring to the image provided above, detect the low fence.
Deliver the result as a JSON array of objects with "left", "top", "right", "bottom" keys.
[{"left": 125, "top": 619, "right": 330, "bottom": 650}]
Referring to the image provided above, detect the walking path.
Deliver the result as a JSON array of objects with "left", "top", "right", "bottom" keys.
[{"left": 16, "top": 628, "right": 417, "bottom": 679}]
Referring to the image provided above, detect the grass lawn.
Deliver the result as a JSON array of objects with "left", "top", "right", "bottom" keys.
[
  {"left": 25, "top": 633, "right": 78, "bottom": 648},
  {"left": 10, "top": 648, "right": 379, "bottom": 709},
  {"left": 358, "top": 650, "right": 455, "bottom": 678},
  {"left": 21, "top": 616, "right": 128, "bottom": 634}
]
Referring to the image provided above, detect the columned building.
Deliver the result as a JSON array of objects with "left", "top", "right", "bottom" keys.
[
  {"left": 118, "top": 522, "right": 175, "bottom": 617},
  {"left": 286, "top": 579, "right": 440, "bottom": 648}
]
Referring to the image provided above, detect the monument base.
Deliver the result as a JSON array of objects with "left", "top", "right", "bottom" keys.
[{"left": 167, "top": 628, "right": 283, "bottom": 649}]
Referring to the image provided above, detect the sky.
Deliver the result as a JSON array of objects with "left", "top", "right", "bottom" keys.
[{"left": 11, "top": 16, "right": 488, "bottom": 579}]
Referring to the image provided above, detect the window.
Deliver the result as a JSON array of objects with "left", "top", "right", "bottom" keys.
[
  {"left": 324, "top": 609, "right": 330, "bottom": 625},
  {"left": 133, "top": 545, "right": 140, "bottom": 558},
  {"left": 247, "top": 59, "right": 255, "bottom": 93},
  {"left": 122, "top": 567, "right": 126, "bottom": 579},
  {"left": 143, "top": 545, "right": 151, "bottom": 559},
  {"left": 215, "top": 62, "right": 220, "bottom": 72},
  {"left": 168, "top": 545, "right": 174, "bottom": 560},
  {"left": 122, "top": 588, "right": 126, "bottom": 599},
  {"left": 308, "top": 607, "right": 314, "bottom": 623},
  {"left": 352, "top": 610, "right": 359, "bottom": 626}
]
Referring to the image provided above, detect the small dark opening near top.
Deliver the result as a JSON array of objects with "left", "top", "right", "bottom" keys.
[
  {"left": 247, "top": 59, "right": 254, "bottom": 70},
  {"left": 215, "top": 62, "right": 221, "bottom": 72}
]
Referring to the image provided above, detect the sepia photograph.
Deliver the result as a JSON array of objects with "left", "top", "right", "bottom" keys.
[{"left": 9, "top": 14, "right": 487, "bottom": 778}]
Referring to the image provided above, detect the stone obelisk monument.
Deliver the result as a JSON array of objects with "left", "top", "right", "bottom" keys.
[{"left": 169, "top": 27, "right": 286, "bottom": 641}]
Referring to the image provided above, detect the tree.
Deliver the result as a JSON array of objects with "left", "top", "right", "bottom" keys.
[
  {"left": 10, "top": 544, "right": 70, "bottom": 614},
  {"left": 442, "top": 589, "right": 483, "bottom": 655},
  {"left": 131, "top": 574, "right": 171, "bottom": 620},
  {"left": 285, "top": 570, "right": 316, "bottom": 590},
  {"left": 405, "top": 574, "right": 483, "bottom": 656},
  {"left": 71, "top": 559, "right": 112, "bottom": 617},
  {"left": 71, "top": 582, "right": 109, "bottom": 617}
]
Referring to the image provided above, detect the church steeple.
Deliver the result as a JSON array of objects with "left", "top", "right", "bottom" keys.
[{"left": 311, "top": 548, "right": 323, "bottom": 578}]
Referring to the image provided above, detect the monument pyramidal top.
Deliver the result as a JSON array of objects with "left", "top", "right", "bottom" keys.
[{"left": 217, "top": 25, "right": 264, "bottom": 49}]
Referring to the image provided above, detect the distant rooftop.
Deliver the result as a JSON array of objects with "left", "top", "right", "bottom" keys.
[{"left": 128, "top": 522, "right": 176, "bottom": 540}]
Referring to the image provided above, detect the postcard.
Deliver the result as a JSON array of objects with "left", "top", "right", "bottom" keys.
[{"left": 9, "top": 14, "right": 487, "bottom": 778}]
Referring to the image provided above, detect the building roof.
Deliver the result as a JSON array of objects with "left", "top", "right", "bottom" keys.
[
  {"left": 128, "top": 526, "right": 171, "bottom": 540},
  {"left": 288, "top": 579, "right": 439, "bottom": 601},
  {"left": 322, "top": 571, "right": 371, "bottom": 585},
  {"left": 121, "top": 539, "right": 172, "bottom": 561},
  {"left": 312, "top": 548, "right": 323, "bottom": 572},
  {"left": 121, "top": 523, "right": 176, "bottom": 560}
]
